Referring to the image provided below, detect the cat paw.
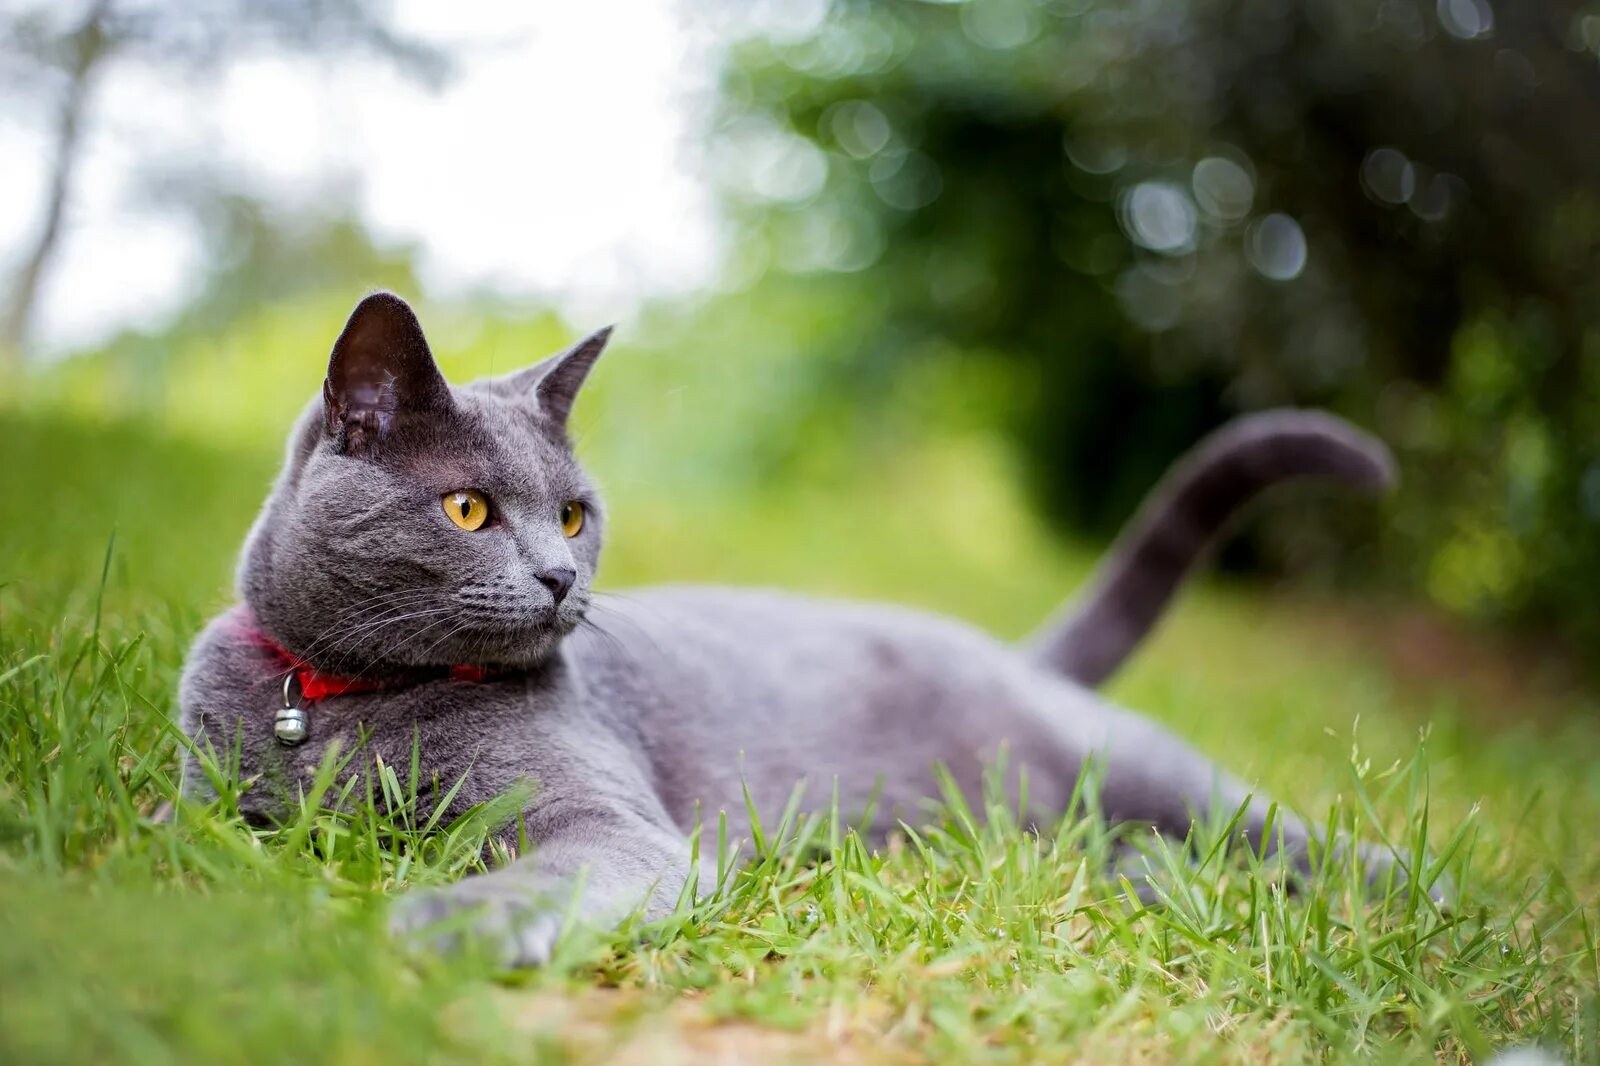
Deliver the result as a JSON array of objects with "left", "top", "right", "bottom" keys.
[{"left": 390, "top": 877, "right": 565, "bottom": 968}]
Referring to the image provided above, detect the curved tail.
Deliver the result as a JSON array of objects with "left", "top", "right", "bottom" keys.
[{"left": 1027, "top": 409, "right": 1396, "bottom": 688}]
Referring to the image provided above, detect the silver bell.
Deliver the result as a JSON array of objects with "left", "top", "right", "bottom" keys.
[
  {"left": 275, "top": 673, "right": 309, "bottom": 746},
  {"left": 274, "top": 705, "right": 309, "bottom": 746}
]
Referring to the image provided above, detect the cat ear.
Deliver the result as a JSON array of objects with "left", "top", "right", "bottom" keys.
[
  {"left": 322, "top": 292, "right": 452, "bottom": 457},
  {"left": 500, "top": 326, "right": 613, "bottom": 435}
]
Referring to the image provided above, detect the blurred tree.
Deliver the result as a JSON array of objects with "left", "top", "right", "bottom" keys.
[
  {"left": 135, "top": 170, "right": 422, "bottom": 338},
  {"left": 42, "top": 181, "right": 427, "bottom": 423},
  {"left": 711, "top": 0, "right": 1600, "bottom": 646},
  {"left": 0, "top": 0, "right": 451, "bottom": 363}
]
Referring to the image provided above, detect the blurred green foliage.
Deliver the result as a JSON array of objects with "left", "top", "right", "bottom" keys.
[{"left": 709, "top": 0, "right": 1600, "bottom": 650}]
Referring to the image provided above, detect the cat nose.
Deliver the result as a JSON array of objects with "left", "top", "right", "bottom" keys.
[{"left": 537, "top": 567, "right": 576, "bottom": 605}]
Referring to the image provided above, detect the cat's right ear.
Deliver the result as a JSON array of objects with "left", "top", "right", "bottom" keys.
[
  {"left": 323, "top": 292, "right": 452, "bottom": 458},
  {"left": 480, "top": 326, "right": 613, "bottom": 437}
]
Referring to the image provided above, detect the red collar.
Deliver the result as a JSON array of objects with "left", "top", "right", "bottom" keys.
[{"left": 238, "top": 617, "right": 491, "bottom": 703}]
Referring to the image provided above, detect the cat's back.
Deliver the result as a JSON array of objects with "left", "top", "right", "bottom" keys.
[
  {"left": 591, "top": 583, "right": 1016, "bottom": 673},
  {"left": 576, "top": 585, "right": 1098, "bottom": 828},
  {"left": 577, "top": 583, "right": 1083, "bottom": 746}
]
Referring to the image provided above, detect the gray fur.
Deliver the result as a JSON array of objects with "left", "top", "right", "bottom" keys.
[{"left": 178, "top": 293, "right": 1418, "bottom": 967}]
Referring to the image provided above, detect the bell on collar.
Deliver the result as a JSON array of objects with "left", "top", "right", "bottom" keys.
[
  {"left": 275, "top": 673, "right": 309, "bottom": 746},
  {"left": 274, "top": 706, "right": 309, "bottom": 745}
]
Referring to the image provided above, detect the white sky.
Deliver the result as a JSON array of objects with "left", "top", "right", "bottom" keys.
[{"left": 0, "top": 0, "right": 783, "bottom": 354}]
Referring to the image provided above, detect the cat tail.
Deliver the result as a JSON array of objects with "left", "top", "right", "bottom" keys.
[{"left": 1025, "top": 409, "right": 1396, "bottom": 688}]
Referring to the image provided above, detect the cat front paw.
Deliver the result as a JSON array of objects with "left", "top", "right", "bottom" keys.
[{"left": 390, "top": 876, "right": 565, "bottom": 968}]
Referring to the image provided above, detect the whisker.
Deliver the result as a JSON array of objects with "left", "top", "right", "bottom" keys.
[
  {"left": 307, "top": 601, "right": 444, "bottom": 666},
  {"left": 289, "top": 589, "right": 444, "bottom": 667},
  {"left": 320, "top": 607, "right": 453, "bottom": 675},
  {"left": 411, "top": 616, "right": 477, "bottom": 665},
  {"left": 586, "top": 598, "right": 669, "bottom": 660},
  {"left": 318, "top": 609, "right": 463, "bottom": 687},
  {"left": 577, "top": 615, "right": 632, "bottom": 662}
]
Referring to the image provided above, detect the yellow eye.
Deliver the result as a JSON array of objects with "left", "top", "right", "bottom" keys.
[
  {"left": 442, "top": 489, "right": 490, "bottom": 531},
  {"left": 560, "top": 501, "right": 585, "bottom": 538}
]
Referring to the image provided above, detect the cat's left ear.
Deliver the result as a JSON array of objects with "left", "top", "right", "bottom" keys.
[
  {"left": 323, "top": 292, "right": 453, "bottom": 457},
  {"left": 501, "top": 327, "right": 613, "bottom": 436}
]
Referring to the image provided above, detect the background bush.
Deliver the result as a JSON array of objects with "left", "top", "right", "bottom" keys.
[{"left": 707, "top": 0, "right": 1600, "bottom": 650}]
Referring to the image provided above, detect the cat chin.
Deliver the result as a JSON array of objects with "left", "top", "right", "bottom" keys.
[{"left": 435, "top": 615, "right": 580, "bottom": 669}]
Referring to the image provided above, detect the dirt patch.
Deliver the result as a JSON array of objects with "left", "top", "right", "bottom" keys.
[
  {"left": 1266, "top": 589, "right": 1593, "bottom": 724},
  {"left": 490, "top": 986, "right": 923, "bottom": 1066}
]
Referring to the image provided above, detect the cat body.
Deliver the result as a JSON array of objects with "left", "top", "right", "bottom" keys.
[{"left": 179, "top": 293, "right": 1403, "bottom": 965}]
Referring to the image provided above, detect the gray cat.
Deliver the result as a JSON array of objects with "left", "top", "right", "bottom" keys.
[{"left": 179, "top": 292, "right": 1416, "bottom": 966}]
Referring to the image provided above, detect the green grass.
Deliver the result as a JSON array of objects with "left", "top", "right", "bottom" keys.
[{"left": 3, "top": 382, "right": 1599, "bottom": 1064}]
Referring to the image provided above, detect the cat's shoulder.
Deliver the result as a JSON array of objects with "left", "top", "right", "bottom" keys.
[{"left": 178, "top": 605, "right": 284, "bottom": 712}]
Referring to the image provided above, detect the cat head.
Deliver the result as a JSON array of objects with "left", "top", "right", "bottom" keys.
[{"left": 238, "top": 292, "right": 608, "bottom": 671}]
